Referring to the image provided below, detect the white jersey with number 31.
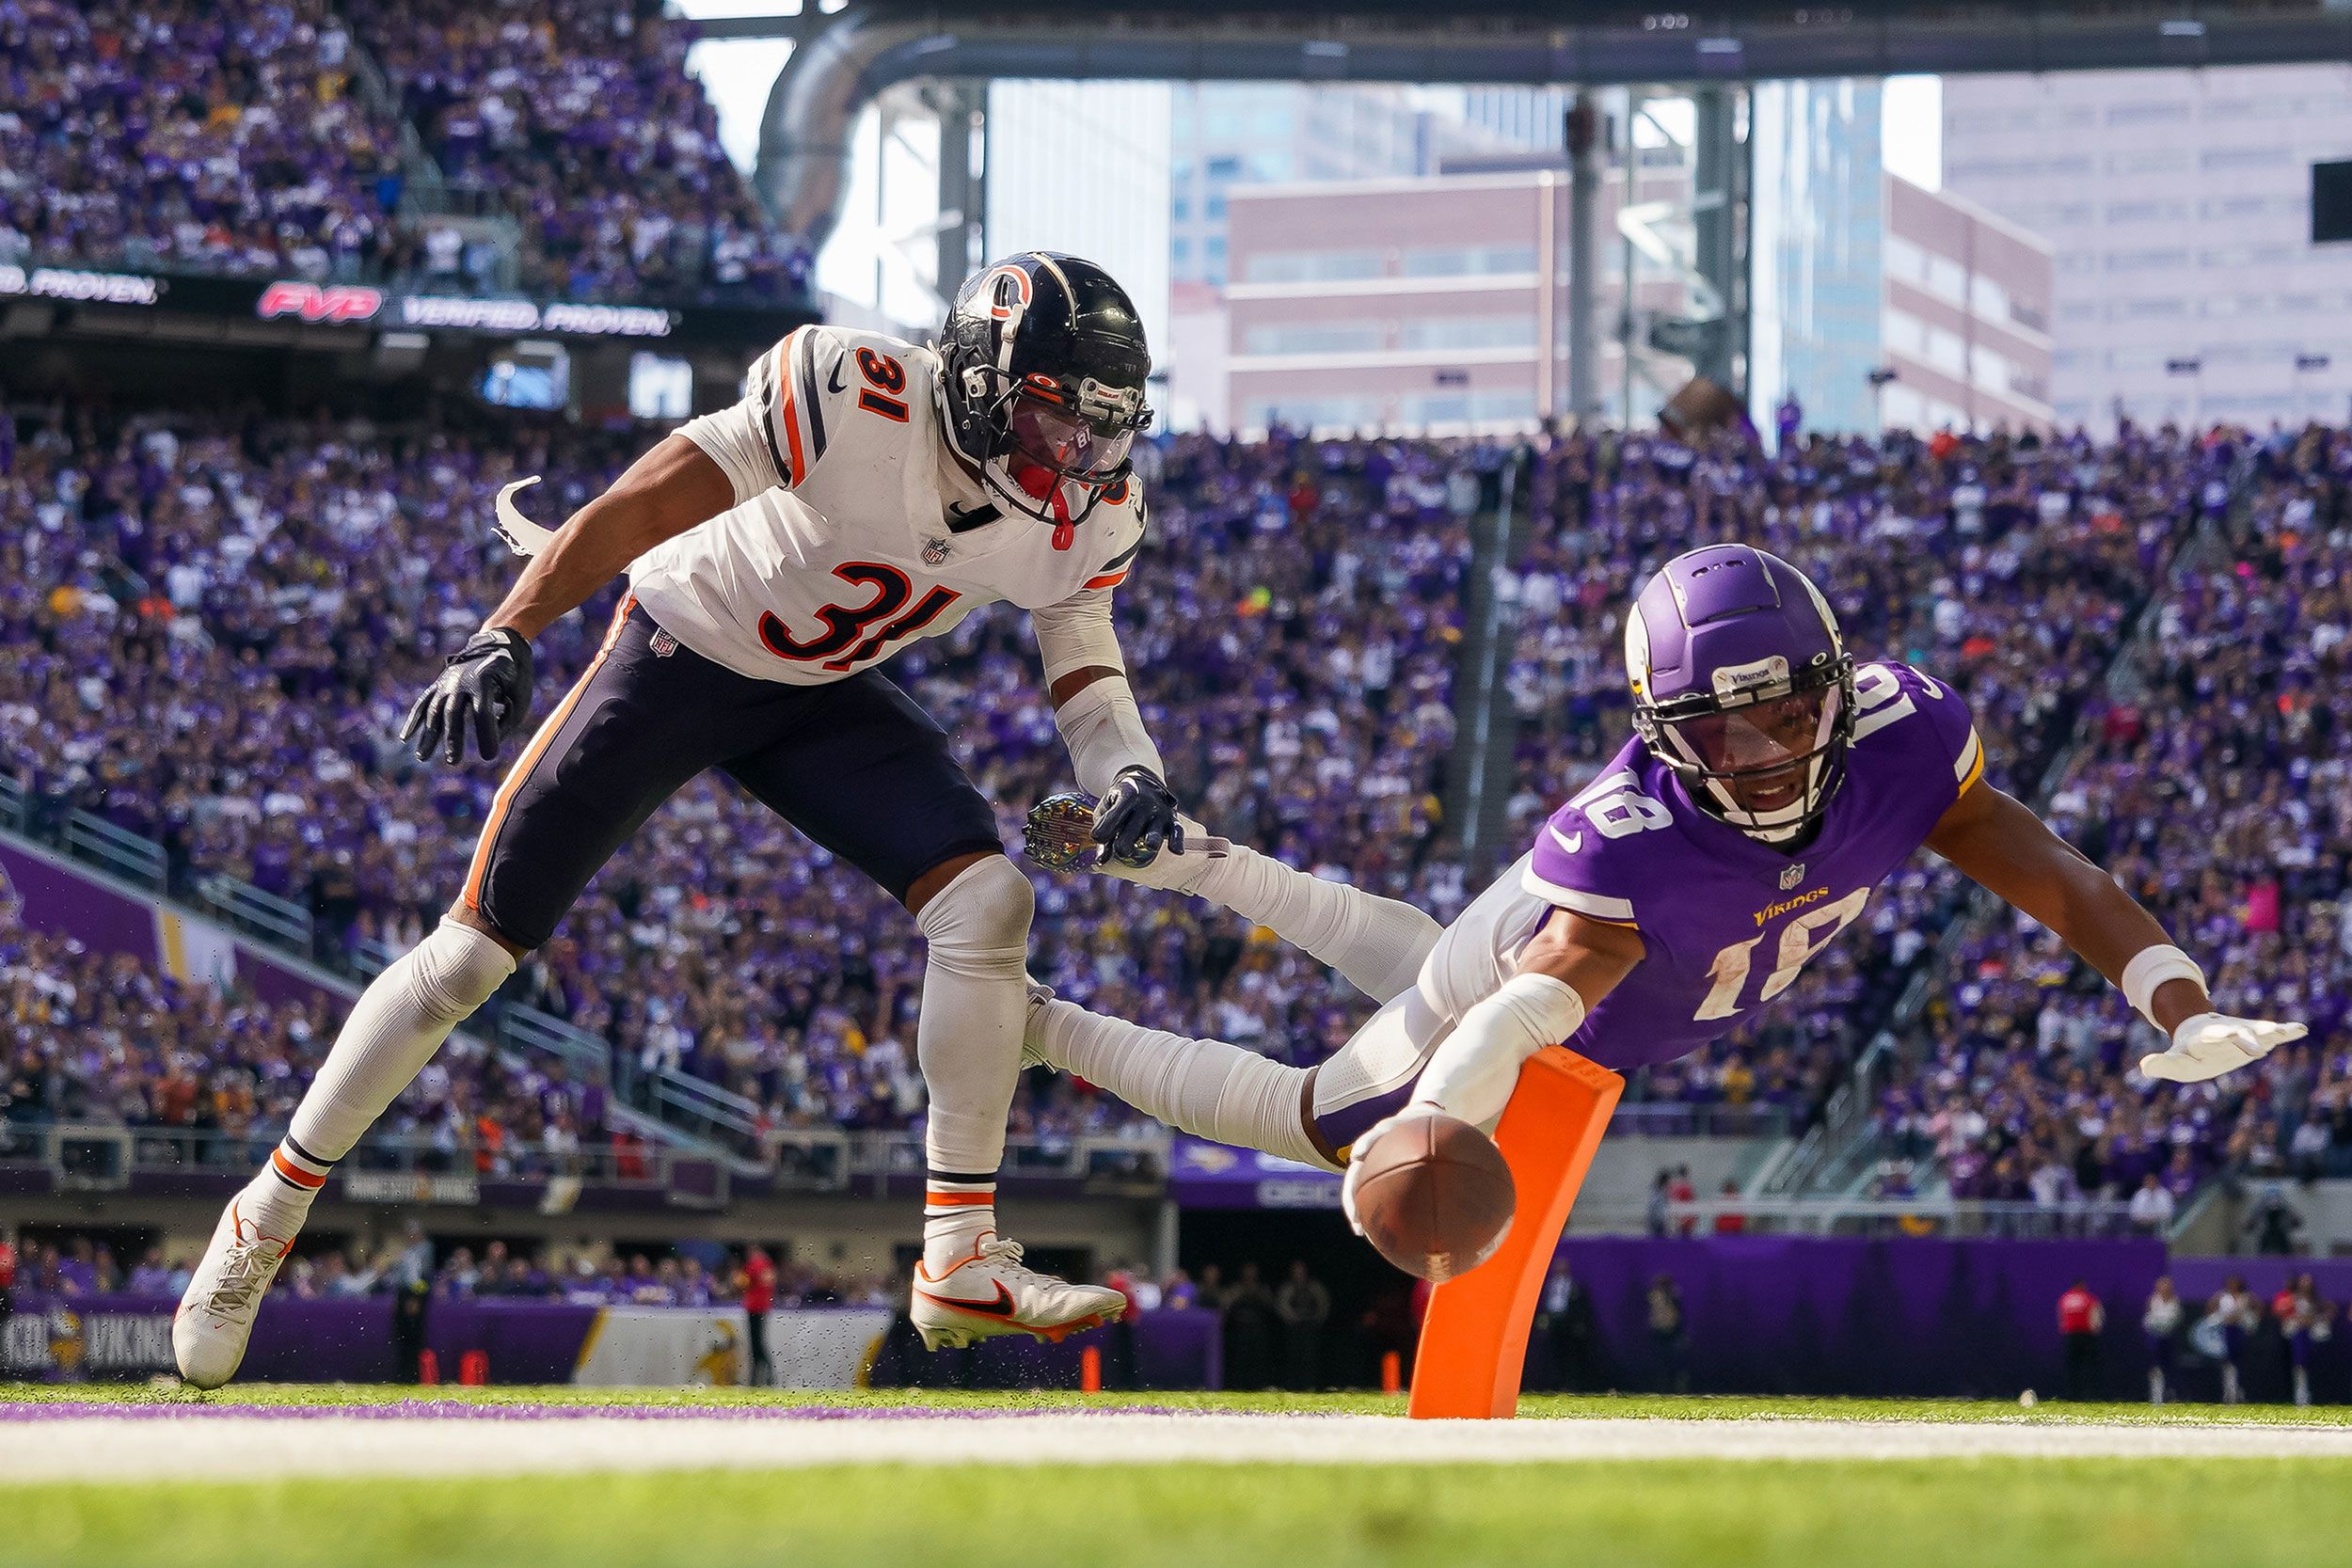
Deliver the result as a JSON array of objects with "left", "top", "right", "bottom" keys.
[{"left": 631, "top": 324, "right": 1146, "bottom": 686}]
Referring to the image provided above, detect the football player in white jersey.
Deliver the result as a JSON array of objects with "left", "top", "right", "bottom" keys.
[{"left": 174, "top": 254, "right": 1180, "bottom": 1386}]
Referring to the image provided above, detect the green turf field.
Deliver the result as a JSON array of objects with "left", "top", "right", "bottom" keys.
[
  {"left": 7, "top": 1387, "right": 2351, "bottom": 1568},
  {"left": 12, "top": 1381, "right": 2352, "bottom": 1423}
]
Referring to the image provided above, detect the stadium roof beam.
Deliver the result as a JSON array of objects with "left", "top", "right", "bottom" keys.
[{"left": 751, "top": 1, "right": 2352, "bottom": 250}]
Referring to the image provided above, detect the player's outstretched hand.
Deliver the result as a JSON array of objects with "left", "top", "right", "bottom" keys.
[
  {"left": 1024, "top": 793, "right": 1227, "bottom": 893},
  {"left": 1340, "top": 1107, "right": 1438, "bottom": 1238},
  {"left": 1092, "top": 766, "right": 1186, "bottom": 867},
  {"left": 400, "top": 627, "right": 534, "bottom": 765},
  {"left": 2139, "top": 1012, "right": 2307, "bottom": 1084}
]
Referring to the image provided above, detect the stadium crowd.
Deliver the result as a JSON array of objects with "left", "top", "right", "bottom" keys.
[
  {"left": 0, "top": 0, "right": 405, "bottom": 280},
  {"left": 1871, "top": 424, "right": 2352, "bottom": 1205},
  {"left": 0, "top": 904, "right": 606, "bottom": 1175},
  {"left": 0, "top": 0, "right": 809, "bottom": 304},
  {"left": 7, "top": 386, "right": 2349, "bottom": 1220},
  {"left": 349, "top": 0, "right": 809, "bottom": 304}
]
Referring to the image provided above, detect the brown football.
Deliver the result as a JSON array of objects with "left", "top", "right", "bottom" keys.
[{"left": 1350, "top": 1113, "right": 1517, "bottom": 1282}]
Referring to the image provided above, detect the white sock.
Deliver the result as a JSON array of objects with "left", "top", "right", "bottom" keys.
[
  {"left": 1034, "top": 995, "right": 1329, "bottom": 1170},
  {"left": 914, "top": 857, "right": 1032, "bottom": 1273},
  {"left": 253, "top": 920, "right": 515, "bottom": 1236},
  {"left": 240, "top": 1137, "right": 335, "bottom": 1241},
  {"left": 1192, "top": 845, "right": 1441, "bottom": 1005},
  {"left": 920, "top": 1178, "right": 996, "bottom": 1275}
]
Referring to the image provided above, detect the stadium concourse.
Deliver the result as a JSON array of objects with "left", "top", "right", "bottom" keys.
[{"left": 8, "top": 408, "right": 2352, "bottom": 1234}]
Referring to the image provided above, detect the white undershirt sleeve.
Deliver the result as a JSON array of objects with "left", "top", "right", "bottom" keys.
[
  {"left": 1030, "top": 586, "right": 1125, "bottom": 683},
  {"left": 1052, "top": 675, "right": 1165, "bottom": 798}
]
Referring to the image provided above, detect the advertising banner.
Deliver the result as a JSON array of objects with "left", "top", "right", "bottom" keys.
[
  {"left": 2, "top": 261, "right": 811, "bottom": 350},
  {"left": 767, "top": 1307, "right": 893, "bottom": 1389},
  {"left": 1169, "top": 1136, "right": 1340, "bottom": 1210},
  {"left": 574, "top": 1307, "right": 751, "bottom": 1387},
  {"left": 1, "top": 834, "right": 343, "bottom": 1013}
]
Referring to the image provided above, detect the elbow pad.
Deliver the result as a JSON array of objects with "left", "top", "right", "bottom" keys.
[{"left": 1413, "top": 973, "right": 1588, "bottom": 1130}]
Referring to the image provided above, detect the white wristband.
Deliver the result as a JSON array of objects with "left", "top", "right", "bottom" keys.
[
  {"left": 2121, "top": 944, "right": 2206, "bottom": 1032},
  {"left": 1413, "top": 972, "right": 1588, "bottom": 1130},
  {"left": 1052, "top": 675, "right": 1166, "bottom": 799}
]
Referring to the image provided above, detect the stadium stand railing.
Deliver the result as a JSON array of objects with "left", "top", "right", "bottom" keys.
[
  {"left": 0, "top": 1118, "right": 729, "bottom": 1207},
  {"left": 63, "top": 810, "right": 167, "bottom": 893},
  {"left": 1573, "top": 1194, "right": 2142, "bottom": 1242},
  {"left": 194, "top": 871, "right": 314, "bottom": 955},
  {"left": 1441, "top": 447, "right": 1529, "bottom": 869}
]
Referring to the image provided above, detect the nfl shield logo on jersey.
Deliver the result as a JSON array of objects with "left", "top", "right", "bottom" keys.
[
  {"left": 923, "top": 536, "right": 952, "bottom": 566},
  {"left": 649, "top": 628, "right": 678, "bottom": 658},
  {"left": 1780, "top": 862, "right": 1806, "bottom": 890}
]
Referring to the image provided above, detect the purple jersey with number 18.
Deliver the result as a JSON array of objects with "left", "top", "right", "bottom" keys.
[{"left": 1412, "top": 660, "right": 1982, "bottom": 1073}]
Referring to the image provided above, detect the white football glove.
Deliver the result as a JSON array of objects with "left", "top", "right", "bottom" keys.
[
  {"left": 1339, "top": 1105, "right": 1439, "bottom": 1238},
  {"left": 2138, "top": 1012, "right": 2306, "bottom": 1084}
]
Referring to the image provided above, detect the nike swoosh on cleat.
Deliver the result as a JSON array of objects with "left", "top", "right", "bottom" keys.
[
  {"left": 1549, "top": 824, "right": 1584, "bottom": 854},
  {"left": 914, "top": 1282, "right": 1019, "bottom": 1319}
]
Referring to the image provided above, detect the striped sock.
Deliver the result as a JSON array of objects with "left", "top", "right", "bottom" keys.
[
  {"left": 247, "top": 1136, "right": 334, "bottom": 1236},
  {"left": 921, "top": 1171, "right": 996, "bottom": 1275}
]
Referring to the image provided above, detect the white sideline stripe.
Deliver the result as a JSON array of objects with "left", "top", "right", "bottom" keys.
[{"left": 8, "top": 1414, "right": 2352, "bottom": 1482}]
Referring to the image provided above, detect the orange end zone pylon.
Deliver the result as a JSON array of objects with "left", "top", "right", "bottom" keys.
[{"left": 1406, "top": 1046, "right": 1623, "bottom": 1419}]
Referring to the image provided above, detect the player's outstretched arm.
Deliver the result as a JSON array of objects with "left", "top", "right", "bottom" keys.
[
  {"left": 1340, "top": 912, "right": 1640, "bottom": 1233},
  {"left": 1407, "top": 913, "right": 1644, "bottom": 1127},
  {"left": 1926, "top": 780, "right": 2305, "bottom": 1083},
  {"left": 401, "top": 436, "right": 733, "bottom": 764},
  {"left": 1033, "top": 589, "right": 1184, "bottom": 867}
]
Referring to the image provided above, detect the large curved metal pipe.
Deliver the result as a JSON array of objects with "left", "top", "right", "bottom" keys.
[{"left": 755, "top": 2, "right": 2352, "bottom": 254}]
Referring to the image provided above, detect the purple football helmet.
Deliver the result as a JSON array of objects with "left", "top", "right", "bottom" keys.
[{"left": 1624, "top": 545, "right": 1856, "bottom": 840}]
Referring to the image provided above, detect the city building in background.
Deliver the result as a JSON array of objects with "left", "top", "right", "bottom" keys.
[
  {"left": 1943, "top": 64, "right": 2352, "bottom": 432},
  {"left": 1750, "top": 79, "right": 1886, "bottom": 436},
  {"left": 1754, "top": 78, "right": 2051, "bottom": 437},
  {"left": 1875, "top": 174, "right": 2055, "bottom": 434},
  {"left": 1167, "top": 84, "right": 1573, "bottom": 289},
  {"left": 1216, "top": 159, "right": 1696, "bottom": 436},
  {"left": 986, "top": 81, "right": 1175, "bottom": 357}
]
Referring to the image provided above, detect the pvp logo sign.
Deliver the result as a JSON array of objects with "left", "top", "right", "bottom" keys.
[{"left": 256, "top": 280, "right": 385, "bottom": 325}]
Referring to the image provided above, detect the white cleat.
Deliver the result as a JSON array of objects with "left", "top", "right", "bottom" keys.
[
  {"left": 910, "top": 1234, "right": 1125, "bottom": 1352},
  {"left": 174, "top": 1198, "right": 295, "bottom": 1389}
]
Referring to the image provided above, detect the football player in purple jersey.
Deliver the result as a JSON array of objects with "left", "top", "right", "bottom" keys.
[{"left": 1021, "top": 544, "right": 2303, "bottom": 1224}]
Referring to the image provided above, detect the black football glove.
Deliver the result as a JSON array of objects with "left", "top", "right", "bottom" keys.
[
  {"left": 1091, "top": 766, "right": 1185, "bottom": 868},
  {"left": 400, "top": 627, "right": 534, "bottom": 765}
]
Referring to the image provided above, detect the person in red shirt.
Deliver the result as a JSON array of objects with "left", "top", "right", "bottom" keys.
[
  {"left": 1668, "top": 1167, "right": 1698, "bottom": 1238},
  {"left": 2058, "top": 1279, "right": 2106, "bottom": 1400},
  {"left": 1711, "top": 1180, "right": 1746, "bottom": 1235},
  {"left": 740, "top": 1246, "right": 777, "bottom": 1386}
]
